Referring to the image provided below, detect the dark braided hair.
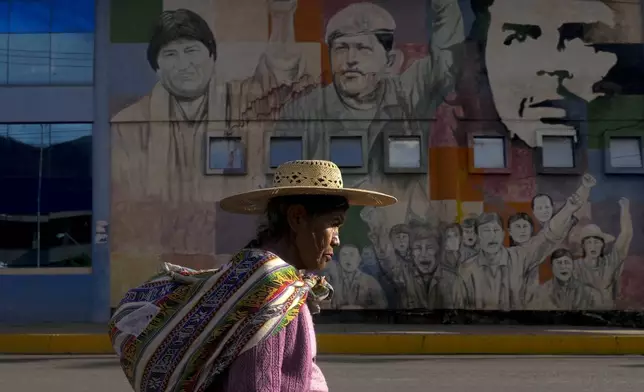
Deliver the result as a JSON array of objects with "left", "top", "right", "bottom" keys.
[{"left": 245, "top": 195, "right": 349, "bottom": 248}]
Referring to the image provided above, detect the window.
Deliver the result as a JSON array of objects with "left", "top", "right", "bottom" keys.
[
  {"left": 0, "top": 123, "right": 92, "bottom": 269},
  {"left": 0, "top": 0, "right": 95, "bottom": 85},
  {"left": 264, "top": 130, "right": 306, "bottom": 173},
  {"left": 472, "top": 135, "right": 505, "bottom": 167},
  {"left": 473, "top": 137, "right": 505, "bottom": 168},
  {"left": 604, "top": 131, "right": 644, "bottom": 174},
  {"left": 467, "top": 132, "right": 511, "bottom": 174},
  {"left": 383, "top": 130, "right": 427, "bottom": 173},
  {"left": 205, "top": 130, "right": 247, "bottom": 175},
  {"left": 610, "top": 138, "right": 642, "bottom": 167},
  {"left": 534, "top": 129, "right": 583, "bottom": 174},
  {"left": 325, "top": 131, "right": 368, "bottom": 174},
  {"left": 542, "top": 136, "right": 574, "bottom": 168}
]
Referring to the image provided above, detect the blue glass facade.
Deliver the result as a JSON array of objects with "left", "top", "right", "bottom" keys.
[{"left": 0, "top": 0, "right": 109, "bottom": 323}]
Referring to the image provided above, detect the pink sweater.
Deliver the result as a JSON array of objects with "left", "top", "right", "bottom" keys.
[{"left": 208, "top": 304, "right": 328, "bottom": 392}]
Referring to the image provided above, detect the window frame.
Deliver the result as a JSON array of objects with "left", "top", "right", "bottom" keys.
[
  {"left": 324, "top": 130, "right": 368, "bottom": 174},
  {"left": 263, "top": 129, "right": 307, "bottom": 174},
  {"left": 0, "top": 121, "right": 93, "bottom": 271},
  {"left": 467, "top": 131, "right": 511, "bottom": 174},
  {"left": 204, "top": 129, "right": 248, "bottom": 176},
  {"left": 535, "top": 129, "right": 584, "bottom": 175},
  {"left": 604, "top": 130, "right": 644, "bottom": 175},
  {"left": 383, "top": 129, "right": 427, "bottom": 174}
]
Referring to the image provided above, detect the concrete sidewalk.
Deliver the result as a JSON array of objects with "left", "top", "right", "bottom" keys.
[{"left": 1, "top": 324, "right": 643, "bottom": 355}]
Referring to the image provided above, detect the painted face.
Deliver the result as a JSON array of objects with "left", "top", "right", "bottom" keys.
[
  {"left": 330, "top": 34, "right": 390, "bottom": 99},
  {"left": 392, "top": 232, "right": 410, "bottom": 255},
  {"left": 486, "top": 0, "right": 617, "bottom": 147},
  {"left": 462, "top": 226, "right": 477, "bottom": 247},
  {"left": 478, "top": 221, "right": 505, "bottom": 254},
  {"left": 338, "top": 245, "right": 361, "bottom": 273},
  {"left": 294, "top": 209, "right": 345, "bottom": 271},
  {"left": 583, "top": 236, "right": 604, "bottom": 259},
  {"left": 156, "top": 39, "right": 215, "bottom": 99},
  {"left": 412, "top": 238, "right": 438, "bottom": 274},
  {"left": 532, "top": 195, "right": 554, "bottom": 224},
  {"left": 361, "top": 246, "right": 376, "bottom": 261},
  {"left": 509, "top": 218, "right": 533, "bottom": 244},
  {"left": 552, "top": 255, "right": 574, "bottom": 281},
  {"left": 445, "top": 228, "right": 461, "bottom": 252}
]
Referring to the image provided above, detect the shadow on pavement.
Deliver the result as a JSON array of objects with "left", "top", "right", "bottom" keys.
[{"left": 60, "top": 360, "right": 121, "bottom": 370}]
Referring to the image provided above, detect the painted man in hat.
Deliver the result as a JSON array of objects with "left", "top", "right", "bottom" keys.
[
  {"left": 273, "top": 1, "right": 464, "bottom": 221},
  {"left": 573, "top": 197, "right": 633, "bottom": 309}
]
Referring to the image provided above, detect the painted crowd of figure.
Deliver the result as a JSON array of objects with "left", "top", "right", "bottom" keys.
[{"left": 323, "top": 173, "right": 634, "bottom": 311}]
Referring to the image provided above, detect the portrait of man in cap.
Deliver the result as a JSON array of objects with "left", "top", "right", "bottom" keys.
[{"left": 274, "top": 0, "right": 465, "bottom": 234}]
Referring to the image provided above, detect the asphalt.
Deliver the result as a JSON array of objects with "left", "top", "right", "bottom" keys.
[{"left": 1, "top": 355, "right": 643, "bottom": 392}]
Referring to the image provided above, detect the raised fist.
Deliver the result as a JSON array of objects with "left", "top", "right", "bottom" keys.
[
  {"left": 581, "top": 173, "right": 597, "bottom": 188},
  {"left": 618, "top": 197, "right": 630, "bottom": 210}
]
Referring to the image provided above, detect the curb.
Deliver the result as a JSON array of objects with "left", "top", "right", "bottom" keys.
[{"left": 2, "top": 333, "right": 644, "bottom": 355}]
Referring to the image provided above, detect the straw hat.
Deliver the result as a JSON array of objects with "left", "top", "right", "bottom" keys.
[
  {"left": 573, "top": 224, "right": 615, "bottom": 244},
  {"left": 219, "top": 160, "right": 397, "bottom": 214}
]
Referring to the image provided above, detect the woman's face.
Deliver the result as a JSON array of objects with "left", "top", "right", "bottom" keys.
[
  {"left": 583, "top": 237, "right": 604, "bottom": 259},
  {"left": 291, "top": 206, "right": 346, "bottom": 271},
  {"left": 533, "top": 196, "right": 553, "bottom": 223},
  {"left": 509, "top": 218, "right": 533, "bottom": 244}
]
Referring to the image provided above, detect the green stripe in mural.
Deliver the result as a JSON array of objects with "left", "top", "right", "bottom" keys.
[
  {"left": 339, "top": 206, "right": 371, "bottom": 252},
  {"left": 110, "top": 0, "right": 162, "bottom": 43}
]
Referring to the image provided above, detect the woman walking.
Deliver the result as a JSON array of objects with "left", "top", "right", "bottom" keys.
[{"left": 109, "top": 160, "right": 396, "bottom": 392}]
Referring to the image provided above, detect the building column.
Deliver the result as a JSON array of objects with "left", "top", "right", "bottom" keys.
[{"left": 91, "top": 0, "right": 111, "bottom": 323}]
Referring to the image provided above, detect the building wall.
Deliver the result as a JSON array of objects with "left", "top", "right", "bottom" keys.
[
  {"left": 109, "top": 0, "right": 644, "bottom": 313},
  {"left": 0, "top": 0, "right": 111, "bottom": 323}
]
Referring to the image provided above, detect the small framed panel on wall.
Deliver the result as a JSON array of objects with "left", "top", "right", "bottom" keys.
[
  {"left": 383, "top": 129, "right": 427, "bottom": 174},
  {"left": 324, "top": 130, "right": 369, "bottom": 175},
  {"left": 603, "top": 130, "right": 644, "bottom": 175},
  {"left": 264, "top": 129, "right": 308, "bottom": 174},
  {"left": 467, "top": 130, "right": 512, "bottom": 174},
  {"left": 204, "top": 129, "right": 248, "bottom": 175},
  {"left": 535, "top": 129, "right": 585, "bottom": 175}
]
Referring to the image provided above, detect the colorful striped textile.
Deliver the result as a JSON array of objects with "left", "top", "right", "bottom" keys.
[{"left": 109, "top": 249, "right": 311, "bottom": 392}]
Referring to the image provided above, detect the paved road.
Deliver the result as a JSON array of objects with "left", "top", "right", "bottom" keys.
[{"left": 1, "top": 355, "right": 643, "bottom": 391}]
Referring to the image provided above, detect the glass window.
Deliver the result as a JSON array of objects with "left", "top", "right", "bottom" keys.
[
  {"left": 49, "top": 123, "right": 92, "bottom": 178},
  {"left": 269, "top": 137, "right": 302, "bottom": 168},
  {"left": 0, "top": 1, "right": 8, "bottom": 33},
  {"left": 0, "top": 34, "right": 7, "bottom": 83},
  {"left": 10, "top": 0, "right": 51, "bottom": 33},
  {"left": 51, "top": 0, "right": 95, "bottom": 33},
  {"left": 8, "top": 33, "right": 50, "bottom": 84},
  {"left": 388, "top": 136, "right": 421, "bottom": 169},
  {"left": 330, "top": 136, "right": 363, "bottom": 168},
  {"left": 0, "top": 122, "right": 92, "bottom": 268},
  {"left": 542, "top": 136, "right": 574, "bottom": 168},
  {"left": 0, "top": 0, "right": 95, "bottom": 85},
  {"left": 51, "top": 33, "right": 94, "bottom": 83},
  {"left": 473, "top": 136, "right": 506, "bottom": 169},
  {"left": 609, "top": 137, "right": 642, "bottom": 168},
  {"left": 209, "top": 137, "right": 244, "bottom": 170}
]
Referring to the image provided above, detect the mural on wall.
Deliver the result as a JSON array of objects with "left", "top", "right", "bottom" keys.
[{"left": 109, "top": 0, "right": 644, "bottom": 311}]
